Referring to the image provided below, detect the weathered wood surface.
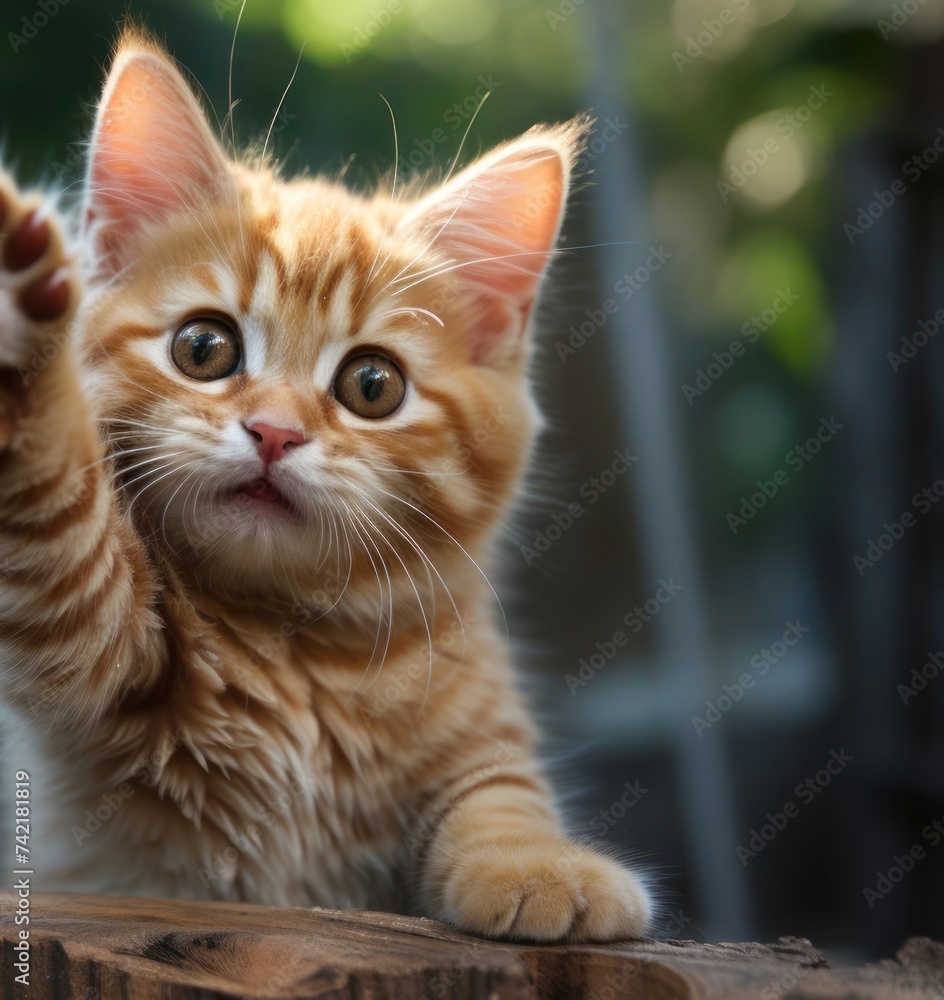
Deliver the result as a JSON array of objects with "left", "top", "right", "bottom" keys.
[{"left": 0, "top": 892, "right": 942, "bottom": 999}]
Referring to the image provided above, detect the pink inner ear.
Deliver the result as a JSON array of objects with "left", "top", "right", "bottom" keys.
[
  {"left": 453, "top": 152, "right": 565, "bottom": 299},
  {"left": 400, "top": 144, "right": 570, "bottom": 365},
  {"left": 86, "top": 48, "right": 231, "bottom": 277}
]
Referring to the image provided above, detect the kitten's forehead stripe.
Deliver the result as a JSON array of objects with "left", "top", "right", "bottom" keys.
[
  {"left": 190, "top": 262, "right": 220, "bottom": 295},
  {"left": 318, "top": 260, "right": 348, "bottom": 318},
  {"left": 237, "top": 243, "right": 260, "bottom": 317}
]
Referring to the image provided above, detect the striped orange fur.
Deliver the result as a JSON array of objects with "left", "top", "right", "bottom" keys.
[{"left": 0, "top": 28, "right": 651, "bottom": 941}]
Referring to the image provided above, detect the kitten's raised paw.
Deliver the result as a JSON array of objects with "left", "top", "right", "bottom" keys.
[
  {"left": 439, "top": 837, "right": 651, "bottom": 943},
  {"left": 0, "top": 178, "right": 77, "bottom": 446},
  {"left": 0, "top": 179, "right": 75, "bottom": 358}
]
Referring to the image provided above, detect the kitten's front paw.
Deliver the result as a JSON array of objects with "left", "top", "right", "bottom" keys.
[
  {"left": 439, "top": 837, "right": 651, "bottom": 943},
  {"left": 0, "top": 178, "right": 77, "bottom": 446}
]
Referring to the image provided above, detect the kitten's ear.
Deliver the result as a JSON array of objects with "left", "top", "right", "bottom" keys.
[
  {"left": 85, "top": 31, "right": 234, "bottom": 282},
  {"left": 396, "top": 120, "right": 586, "bottom": 367}
]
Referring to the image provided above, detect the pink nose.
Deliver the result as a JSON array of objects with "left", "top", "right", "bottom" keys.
[{"left": 243, "top": 421, "right": 307, "bottom": 466}]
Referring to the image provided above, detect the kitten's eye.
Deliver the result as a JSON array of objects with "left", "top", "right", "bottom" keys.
[
  {"left": 171, "top": 318, "right": 241, "bottom": 381},
  {"left": 333, "top": 354, "right": 406, "bottom": 418}
]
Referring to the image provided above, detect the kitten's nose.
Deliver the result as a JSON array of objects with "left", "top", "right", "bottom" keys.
[{"left": 243, "top": 421, "right": 307, "bottom": 466}]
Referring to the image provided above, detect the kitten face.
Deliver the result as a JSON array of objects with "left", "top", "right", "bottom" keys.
[{"left": 77, "top": 33, "right": 582, "bottom": 618}]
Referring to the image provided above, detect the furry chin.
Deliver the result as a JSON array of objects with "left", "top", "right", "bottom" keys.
[{"left": 157, "top": 487, "right": 324, "bottom": 586}]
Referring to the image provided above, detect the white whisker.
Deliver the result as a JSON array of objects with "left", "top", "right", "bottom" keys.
[
  {"left": 357, "top": 501, "right": 432, "bottom": 682},
  {"left": 262, "top": 42, "right": 305, "bottom": 166},
  {"left": 372, "top": 484, "right": 507, "bottom": 639}
]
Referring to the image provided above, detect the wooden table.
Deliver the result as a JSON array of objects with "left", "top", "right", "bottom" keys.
[{"left": 1, "top": 892, "right": 942, "bottom": 998}]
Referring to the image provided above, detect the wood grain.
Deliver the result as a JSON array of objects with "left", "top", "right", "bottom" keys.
[{"left": 1, "top": 892, "right": 942, "bottom": 999}]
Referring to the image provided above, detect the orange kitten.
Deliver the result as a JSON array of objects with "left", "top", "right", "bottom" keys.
[{"left": 0, "top": 29, "right": 651, "bottom": 941}]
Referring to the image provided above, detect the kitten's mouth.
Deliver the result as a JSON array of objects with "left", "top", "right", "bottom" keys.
[{"left": 234, "top": 477, "right": 299, "bottom": 518}]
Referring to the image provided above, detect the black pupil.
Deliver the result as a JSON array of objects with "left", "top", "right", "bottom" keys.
[
  {"left": 358, "top": 366, "right": 387, "bottom": 402},
  {"left": 191, "top": 330, "right": 220, "bottom": 366}
]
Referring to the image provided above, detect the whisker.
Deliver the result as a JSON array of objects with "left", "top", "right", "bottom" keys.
[
  {"left": 371, "top": 190, "right": 468, "bottom": 307},
  {"left": 442, "top": 88, "right": 491, "bottom": 186},
  {"left": 360, "top": 495, "right": 464, "bottom": 650},
  {"left": 112, "top": 451, "right": 189, "bottom": 485},
  {"left": 96, "top": 416, "right": 170, "bottom": 432},
  {"left": 160, "top": 465, "right": 204, "bottom": 554},
  {"left": 358, "top": 93, "right": 400, "bottom": 304},
  {"left": 122, "top": 459, "right": 200, "bottom": 518},
  {"left": 262, "top": 41, "right": 305, "bottom": 166},
  {"left": 352, "top": 499, "right": 428, "bottom": 702},
  {"left": 366, "top": 463, "right": 471, "bottom": 478},
  {"left": 179, "top": 466, "right": 213, "bottom": 554},
  {"left": 381, "top": 306, "right": 444, "bottom": 328},
  {"left": 388, "top": 241, "right": 636, "bottom": 302},
  {"left": 348, "top": 505, "right": 397, "bottom": 695},
  {"left": 372, "top": 484, "right": 508, "bottom": 639},
  {"left": 357, "top": 497, "right": 453, "bottom": 718},
  {"left": 67, "top": 443, "right": 172, "bottom": 480},
  {"left": 341, "top": 502, "right": 390, "bottom": 703},
  {"left": 225, "top": 0, "right": 249, "bottom": 155}
]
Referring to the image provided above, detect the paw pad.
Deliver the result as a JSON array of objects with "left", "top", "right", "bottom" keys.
[
  {"left": 4, "top": 209, "right": 51, "bottom": 273},
  {"left": 18, "top": 268, "right": 70, "bottom": 322},
  {"left": 0, "top": 180, "right": 76, "bottom": 370}
]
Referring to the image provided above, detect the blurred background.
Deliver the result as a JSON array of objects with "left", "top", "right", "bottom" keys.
[{"left": 4, "top": 0, "right": 941, "bottom": 961}]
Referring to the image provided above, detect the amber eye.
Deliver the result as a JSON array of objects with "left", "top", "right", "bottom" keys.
[
  {"left": 171, "top": 318, "right": 241, "bottom": 381},
  {"left": 333, "top": 354, "right": 406, "bottom": 418}
]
